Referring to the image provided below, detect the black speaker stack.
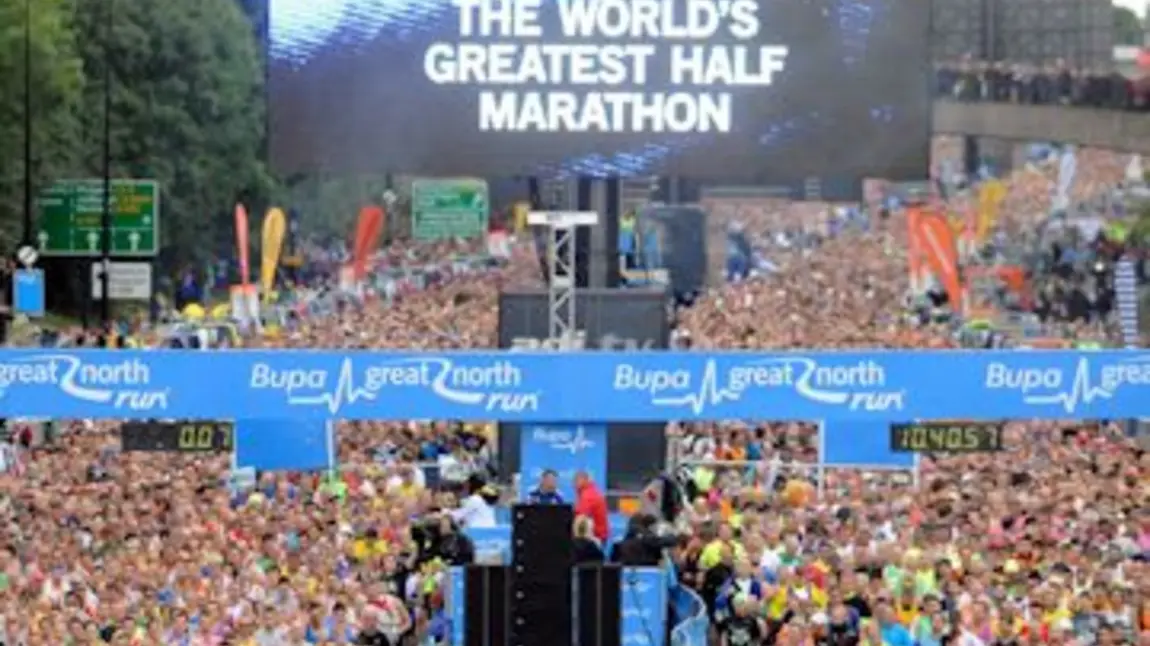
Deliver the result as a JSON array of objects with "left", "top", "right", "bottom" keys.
[
  {"left": 463, "top": 565, "right": 511, "bottom": 646},
  {"left": 463, "top": 504, "right": 624, "bottom": 646},
  {"left": 511, "top": 503, "right": 575, "bottom": 646},
  {"left": 575, "top": 563, "right": 623, "bottom": 646}
]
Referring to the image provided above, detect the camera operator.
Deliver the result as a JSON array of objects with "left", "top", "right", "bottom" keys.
[
  {"left": 411, "top": 512, "right": 475, "bottom": 566},
  {"left": 609, "top": 513, "right": 677, "bottom": 566}
]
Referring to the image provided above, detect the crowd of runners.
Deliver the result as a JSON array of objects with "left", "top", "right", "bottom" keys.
[{"left": 0, "top": 137, "right": 1147, "bottom": 645}]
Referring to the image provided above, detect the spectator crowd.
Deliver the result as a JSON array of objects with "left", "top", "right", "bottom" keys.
[
  {"left": 0, "top": 136, "right": 1147, "bottom": 646},
  {"left": 936, "top": 59, "right": 1149, "bottom": 111}
]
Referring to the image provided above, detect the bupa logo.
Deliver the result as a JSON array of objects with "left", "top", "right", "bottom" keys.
[
  {"left": 472, "top": 539, "right": 510, "bottom": 554},
  {"left": 0, "top": 354, "right": 169, "bottom": 411},
  {"left": 985, "top": 356, "right": 1150, "bottom": 414},
  {"left": 249, "top": 357, "right": 541, "bottom": 415},
  {"left": 531, "top": 426, "right": 594, "bottom": 454},
  {"left": 623, "top": 605, "right": 655, "bottom": 621},
  {"left": 613, "top": 356, "right": 904, "bottom": 415}
]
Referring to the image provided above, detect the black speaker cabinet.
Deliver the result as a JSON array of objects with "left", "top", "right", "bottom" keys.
[
  {"left": 511, "top": 504, "right": 574, "bottom": 646},
  {"left": 603, "top": 177, "right": 621, "bottom": 288},
  {"left": 575, "top": 564, "right": 622, "bottom": 646},
  {"left": 511, "top": 503, "right": 574, "bottom": 570},
  {"left": 464, "top": 565, "right": 511, "bottom": 646}
]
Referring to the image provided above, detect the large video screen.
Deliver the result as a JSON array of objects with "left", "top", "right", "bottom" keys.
[{"left": 269, "top": 0, "right": 931, "bottom": 179}]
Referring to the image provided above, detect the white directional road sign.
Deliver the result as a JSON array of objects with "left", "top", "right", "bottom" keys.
[{"left": 91, "top": 261, "right": 152, "bottom": 300}]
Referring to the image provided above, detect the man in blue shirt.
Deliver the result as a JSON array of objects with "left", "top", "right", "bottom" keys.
[
  {"left": 527, "top": 469, "right": 564, "bottom": 504},
  {"left": 875, "top": 600, "right": 914, "bottom": 646}
]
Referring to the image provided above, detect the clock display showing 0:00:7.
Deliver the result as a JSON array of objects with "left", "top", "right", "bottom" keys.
[
  {"left": 176, "top": 423, "right": 233, "bottom": 451},
  {"left": 888, "top": 422, "right": 1004, "bottom": 453},
  {"left": 120, "top": 421, "right": 232, "bottom": 453}
]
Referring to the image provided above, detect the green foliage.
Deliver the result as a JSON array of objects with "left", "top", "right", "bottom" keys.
[
  {"left": 1114, "top": 6, "right": 1143, "bottom": 46},
  {"left": 1135, "top": 203, "right": 1150, "bottom": 244},
  {"left": 70, "top": 0, "right": 272, "bottom": 267},
  {"left": 1, "top": 0, "right": 402, "bottom": 266},
  {"left": 0, "top": 0, "right": 272, "bottom": 266},
  {"left": 0, "top": 0, "right": 84, "bottom": 251},
  {"left": 278, "top": 174, "right": 413, "bottom": 242}
]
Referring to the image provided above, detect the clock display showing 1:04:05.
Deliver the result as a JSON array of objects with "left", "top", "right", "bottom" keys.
[{"left": 889, "top": 422, "right": 1004, "bottom": 453}]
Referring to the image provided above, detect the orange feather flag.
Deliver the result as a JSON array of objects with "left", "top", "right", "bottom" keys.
[
  {"left": 915, "top": 209, "right": 964, "bottom": 310},
  {"left": 351, "top": 206, "right": 385, "bottom": 281},
  {"left": 234, "top": 203, "right": 250, "bottom": 287}
]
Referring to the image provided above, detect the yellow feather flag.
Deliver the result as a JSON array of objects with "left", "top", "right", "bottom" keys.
[
  {"left": 260, "top": 207, "right": 287, "bottom": 295},
  {"left": 976, "top": 180, "right": 1006, "bottom": 244},
  {"left": 513, "top": 201, "right": 530, "bottom": 233}
]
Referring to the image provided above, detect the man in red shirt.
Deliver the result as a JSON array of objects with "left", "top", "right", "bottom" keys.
[{"left": 574, "top": 471, "right": 609, "bottom": 543}]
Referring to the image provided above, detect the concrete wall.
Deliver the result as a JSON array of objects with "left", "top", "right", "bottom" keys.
[{"left": 933, "top": 100, "right": 1150, "bottom": 154}]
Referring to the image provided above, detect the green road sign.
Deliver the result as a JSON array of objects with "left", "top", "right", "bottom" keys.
[
  {"left": 411, "top": 178, "right": 489, "bottom": 241},
  {"left": 36, "top": 179, "right": 160, "bottom": 256}
]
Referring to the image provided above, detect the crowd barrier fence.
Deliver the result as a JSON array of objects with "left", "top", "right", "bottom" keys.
[{"left": 669, "top": 582, "right": 708, "bottom": 646}]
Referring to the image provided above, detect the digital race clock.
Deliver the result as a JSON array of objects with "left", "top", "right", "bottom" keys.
[
  {"left": 889, "top": 421, "right": 1005, "bottom": 453},
  {"left": 121, "top": 420, "right": 234, "bottom": 453}
]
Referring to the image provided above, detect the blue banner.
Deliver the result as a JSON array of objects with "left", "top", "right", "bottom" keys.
[
  {"left": 519, "top": 424, "right": 607, "bottom": 502},
  {"left": 448, "top": 567, "right": 466, "bottom": 646},
  {"left": 1115, "top": 259, "right": 1140, "bottom": 348},
  {"left": 234, "top": 418, "right": 334, "bottom": 472},
  {"left": 1053, "top": 146, "right": 1077, "bottom": 211},
  {"left": 13, "top": 270, "right": 45, "bottom": 318},
  {"left": 820, "top": 419, "right": 915, "bottom": 469},
  {"left": 621, "top": 567, "right": 668, "bottom": 646},
  {"left": 0, "top": 350, "right": 1148, "bottom": 421},
  {"left": 464, "top": 525, "right": 511, "bottom": 562}
]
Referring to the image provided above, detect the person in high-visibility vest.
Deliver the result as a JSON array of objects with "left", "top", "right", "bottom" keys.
[{"left": 619, "top": 211, "right": 637, "bottom": 270}]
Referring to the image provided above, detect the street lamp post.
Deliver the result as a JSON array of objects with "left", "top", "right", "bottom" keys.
[
  {"left": 22, "top": 0, "right": 33, "bottom": 247},
  {"left": 100, "top": 0, "right": 113, "bottom": 328}
]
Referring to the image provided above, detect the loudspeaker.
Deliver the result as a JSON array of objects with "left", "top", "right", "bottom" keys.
[
  {"left": 527, "top": 177, "right": 542, "bottom": 209},
  {"left": 573, "top": 227, "right": 591, "bottom": 288},
  {"left": 465, "top": 565, "right": 511, "bottom": 646},
  {"left": 602, "top": 178, "right": 621, "bottom": 288},
  {"left": 575, "top": 564, "right": 622, "bottom": 646},
  {"left": 572, "top": 177, "right": 593, "bottom": 288},
  {"left": 511, "top": 504, "right": 575, "bottom": 646},
  {"left": 512, "top": 504, "right": 575, "bottom": 568},
  {"left": 963, "top": 136, "right": 980, "bottom": 177}
]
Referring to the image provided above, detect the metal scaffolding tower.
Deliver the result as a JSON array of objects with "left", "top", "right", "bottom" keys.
[{"left": 527, "top": 210, "right": 599, "bottom": 344}]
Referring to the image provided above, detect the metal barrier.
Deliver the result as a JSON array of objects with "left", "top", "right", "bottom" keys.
[
  {"left": 669, "top": 583, "right": 708, "bottom": 646},
  {"left": 673, "top": 457, "right": 819, "bottom": 488},
  {"left": 673, "top": 457, "right": 916, "bottom": 500}
]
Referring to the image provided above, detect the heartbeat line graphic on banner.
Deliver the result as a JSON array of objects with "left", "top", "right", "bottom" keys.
[
  {"left": 651, "top": 361, "right": 742, "bottom": 414},
  {"left": 1021, "top": 358, "right": 1114, "bottom": 414},
  {"left": 288, "top": 359, "right": 377, "bottom": 414}
]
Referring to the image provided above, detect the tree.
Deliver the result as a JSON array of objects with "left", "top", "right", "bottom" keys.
[
  {"left": 277, "top": 173, "right": 408, "bottom": 243},
  {"left": 71, "top": 0, "right": 272, "bottom": 268},
  {"left": 1113, "top": 6, "right": 1142, "bottom": 46},
  {"left": 0, "top": 0, "right": 84, "bottom": 253}
]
